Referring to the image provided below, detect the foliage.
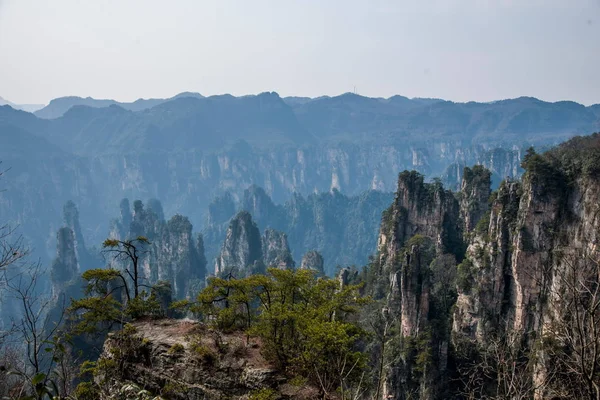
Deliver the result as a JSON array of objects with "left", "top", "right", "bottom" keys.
[
  {"left": 520, "top": 134, "right": 600, "bottom": 195},
  {"left": 474, "top": 211, "right": 490, "bottom": 236},
  {"left": 70, "top": 237, "right": 166, "bottom": 335},
  {"left": 249, "top": 388, "right": 277, "bottom": 400},
  {"left": 543, "top": 132, "right": 600, "bottom": 181},
  {"left": 456, "top": 258, "right": 475, "bottom": 293},
  {"left": 72, "top": 381, "right": 99, "bottom": 400},
  {"left": 189, "top": 343, "right": 216, "bottom": 365},
  {"left": 521, "top": 146, "right": 566, "bottom": 195},
  {"left": 191, "top": 268, "right": 369, "bottom": 396},
  {"left": 167, "top": 343, "right": 184, "bottom": 355},
  {"left": 462, "top": 165, "right": 491, "bottom": 188}
]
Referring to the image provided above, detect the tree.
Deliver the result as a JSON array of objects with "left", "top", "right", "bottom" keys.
[
  {"left": 542, "top": 244, "right": 600, "bottom": 400},
  {"left": 366, "top": 306, "right": 396, "bottom": 400},
  {"left": 101, "top": 237, "right": 150, "bottom": 301},
  {"left": 180, "top": 268, "right": 369, "bottom": 397},
  {"left": 70, "top": 236, "right": 163, "bottom": 335},
  {"left": 0, "top": 163, "right": 28, "bottom": 272},
  {"left": 455, "top": 327, "right": 547, "bottom": 400},
  {"left": 2, "top": 264, "right": 73, "bottom": 400}
]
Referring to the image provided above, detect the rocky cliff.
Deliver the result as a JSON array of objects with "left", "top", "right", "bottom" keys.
[
  {"left": 109, "top": 199, "right": 206, "bottom": 299},
  {"left": 299, "top": 250, "right": 324, "bottom": 275},
  {"left": 86, "top": 134, "right": 600, "bottom": 400},
  {"left": 214, "top": 211, "right": 295, "bottom": 276},
  {"left": 214, "top": 211, "right": 264, "bottom": 276},
  {"left": 261, "top": 229, "right": 295, "bottom": 270},
  {"left": 367, "top": 133, "right": 600, "bottom": 399},
  {"left": 205, "top": 185, "right": 393, "bottom": 276}
]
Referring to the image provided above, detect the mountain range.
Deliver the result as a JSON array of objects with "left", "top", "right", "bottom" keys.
[
  {"left": 0, "top": 95, "right": 44, "bottom": 113},
  {"left": 0, "top": 91, "right": 599, "bottom": 266}
]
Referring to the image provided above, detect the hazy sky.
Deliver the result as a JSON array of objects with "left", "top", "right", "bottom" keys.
[{"left": 1, "top": 0, "right": 599, "bottom": 105}]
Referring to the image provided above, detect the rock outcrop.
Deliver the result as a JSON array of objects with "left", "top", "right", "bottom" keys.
[
  {"left": 214, "top": 212, "right": 296, "bottom": 276},
  {"left": 299, "top": 250, "right": 324, "bottom": 275},
  {"left": 50, "top": 227, "right": 79, "bottom": 297},
  {"left": 95, "top": 319, "right": 319, "bottom": 399},
  {"left": 378, "top": 170, "right": 463, "bottom": 260},
  {"left": 205, "top": 186, "right": 393, "bottom": 276},
  {"left": 261, "top": 229, "right": 294, "bottom": 270},
  {"left": 459, "top": 165, "right": 491, "bottom": 234},
  {"left": 109, "top": 199, "right": 206, "bottom": 299},
  {"left": 214, "top": 211, "right": 264, "bottom": 276},
  {"left": 369, "top": 133, "right": 600, "bottom": 399},
  {"left": 374, "top": 171, "right": 462, "bottom": 399}
]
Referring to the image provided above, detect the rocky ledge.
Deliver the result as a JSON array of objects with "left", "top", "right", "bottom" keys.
[{"left": 95, "top": 319, "right": 319, "bottom": 399}]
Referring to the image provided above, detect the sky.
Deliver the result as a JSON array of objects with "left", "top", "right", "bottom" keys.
[{"left": 0, "top": 0, "right": 599, "bottom": 105}]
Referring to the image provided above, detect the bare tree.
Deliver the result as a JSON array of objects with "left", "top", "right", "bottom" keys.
[
  {"left": 542, "top": 244, "right": 600, "bottom": 400},
  {"left": 0, "top": 225, "right": 28, "bottom": 272},
  {"left": 457, "top": 327, "right": 552, "bottom": 400},
  {"left": 3, "top": 263, "right": 69, "bottom": 399},
  {"left": 368, "top": 306, "right": 395, "bottom": 400},
  {"left": 0, "top": 163, "right": 28, "bottom": 272}
]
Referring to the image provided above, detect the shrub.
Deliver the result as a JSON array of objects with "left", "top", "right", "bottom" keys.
[
  {"left": 457, "top": 259, "right": 475, "bottom": 293},
  {"left": 190, "top": 343, "right": 217, "bottom": 365},
  {"left": 168, "top": 343, "right": 185, "bottom": 355},
  {"left": 249, "top": 388, "right": 278, "bottom": 400}
]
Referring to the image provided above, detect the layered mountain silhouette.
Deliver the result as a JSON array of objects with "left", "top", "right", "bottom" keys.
[
  {"left": 0, "top": 95, "right": 44, "bottom": 113},
  {"left": 1, "top": 91, "right": 599, "bottom": 265},
  {"left": 33, "top": 91, "right": 204, "bottom": 119}
]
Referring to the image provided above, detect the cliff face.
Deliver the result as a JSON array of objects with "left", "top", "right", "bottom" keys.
[
  {"left": 299, "top": 250, "right": 324, "bottom": 275},
  {"left": 214, "top": 212, "right": 295, "bottom": 276},
  {"left": 205, "top": 185, "right": 393, "bottom": 276},
  {"left": 374, "top": 171, "right": 462, "bottom": 399},
  {"left": 261, "top": 229, "right": 295, "bottom": 270},
  {"left": 109, "top": 199, "right": 206, "bottom": 299},
  {"left": 378, "top": 171, "right": 462, "bottom": 261},
  {"left": 459, "top": 166, "right": 491, "bottom": 234},
  {"left": 214, "top": 211, "right": 264, "bottom": 276},
  {"left": 370, "top": 134, "right": 600, "bottom": 399},
  {"left": 454, "top": 152, "right": 600, "bottom": 338},
  {"left": 50, "top": 201, "right": 102, "bottom": 298},
  {"left": 50, "top": 227, "right": 79, "bottom": 297},
  {"left": 453, "top": 179, "right": 522, "bottom": 340}
]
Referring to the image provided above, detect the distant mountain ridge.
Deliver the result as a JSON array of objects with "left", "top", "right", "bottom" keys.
[
  {"left": 2, "top": 92, "right": 596, "bottom": 156},
  {"left": 33, "top": 91, "right": 204, "bottom": 119},
  {"left": 29, "top": 91, "right": 600, "bottom": 134},
  {"left": 0, "top": 95, "right": 44, "bottom": 113}
]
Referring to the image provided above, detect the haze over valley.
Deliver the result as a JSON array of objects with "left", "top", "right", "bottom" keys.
[{"left": 1, "top": 1, "right": 600, "bottom": 399}]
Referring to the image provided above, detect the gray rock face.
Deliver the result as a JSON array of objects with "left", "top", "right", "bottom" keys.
[
  {"left": 453, "top": 179, "right": 521, "bottom": 340},
  {"left": 459, "top": 165, "right": 492, "bottom": 233},
  {"left": 378, "top": 170, "right": 463, "bottom": 262},
  {"left": 50, "top": 227, "right": 78, "bottom": 296},
  {"left": 215, "top": 212, "right": 297, "bottom": 276},
  {"left": 204, "top": 186, "right": 393, "bottom": 276},
  {"left": 261, "top": 229, "right": 294, "bottom": 270},
  {"left": 110, "top": 199, "right": 206, "bottom": 299},
  {"left": 300, "top": 250, "right": 324, "bottom": 275},
  {"left": 62, "top": 200, "right": 96, "bottom": 271},
  {"left": 373, "top": 135, "right": 600, "bottom": 399},
  {"left": 215, "top": 211, "right": 263, "bottom": 276}
]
